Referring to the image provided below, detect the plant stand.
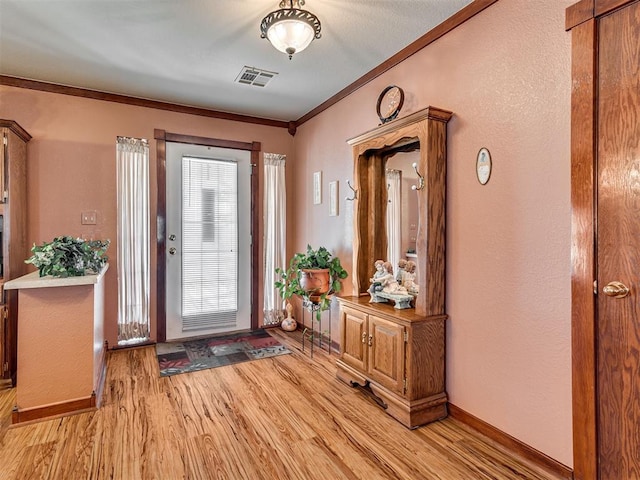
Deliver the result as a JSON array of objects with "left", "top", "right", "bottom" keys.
[{"left": 301, "top": 296, "right": 332, "bottom": 358}]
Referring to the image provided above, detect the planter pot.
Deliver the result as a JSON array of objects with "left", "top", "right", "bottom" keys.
[{"left": 299, "top": 268, "right": 330, "bottom": 299}]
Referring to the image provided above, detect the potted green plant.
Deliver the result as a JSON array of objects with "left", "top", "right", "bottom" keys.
[
  {"left": 275, "top": 245, "right": 348, "bottom": 321},
  {"left": 25, "top": 236, "right": 110, "bottom": 278}
]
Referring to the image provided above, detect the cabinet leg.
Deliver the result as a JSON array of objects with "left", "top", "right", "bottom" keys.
[{"left": 349, "top": 380, "right": 388, "bottom": 409}]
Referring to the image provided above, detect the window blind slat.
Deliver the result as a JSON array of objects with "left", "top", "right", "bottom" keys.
[{"left": 181, "top": 156, "right": 238, "bottom": 329}]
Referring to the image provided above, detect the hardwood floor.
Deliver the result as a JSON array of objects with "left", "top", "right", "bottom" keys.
[{"left": 0, "top": 331, "right": 564, "bottom": 480}]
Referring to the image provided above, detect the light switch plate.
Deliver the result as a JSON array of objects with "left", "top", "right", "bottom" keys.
[{"left": 81, "top": 211, "right": 97, "bottom": 225}]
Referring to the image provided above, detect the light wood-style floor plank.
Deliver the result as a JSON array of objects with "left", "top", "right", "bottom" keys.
[{"left": 0, "top": 331, "right": 564, "bottom": 480}]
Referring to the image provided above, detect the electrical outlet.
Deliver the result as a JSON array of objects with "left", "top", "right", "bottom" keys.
[{"left": 81, "top": 211, "right": 97, "bottom": 225}]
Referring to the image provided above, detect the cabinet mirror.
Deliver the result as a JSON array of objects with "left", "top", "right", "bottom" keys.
[
  {"left": 385, "top": 146, "right": 420, "bottom": 285},
  {"left": 347, "top": 107, "right": 452, "bottom": 316}
]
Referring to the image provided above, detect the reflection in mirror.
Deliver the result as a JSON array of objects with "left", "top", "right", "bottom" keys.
[{"left": 385, "top": 147, "right": 420, "bottom": 288}]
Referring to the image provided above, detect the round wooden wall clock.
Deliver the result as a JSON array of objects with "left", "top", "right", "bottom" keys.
[{"left": 376, "top": 85, "right": 404, "bottom": 124}]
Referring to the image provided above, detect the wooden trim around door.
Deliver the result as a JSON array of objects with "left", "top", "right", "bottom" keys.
[
  {"left": 567, "top": 2, "right": 597, "bottom": 478},
  {"left": 566, "top": 0, "right": 594, "bottom": 30},
  {"left": 155, "top": 130, "right": 168, "bottom": 342},
  {"left": 154, "top": 129, "right": 261, "bottom": 342},
  {"left": 595, "top": 0, "right": 637, "bottom": 16},
  {"left": 250, "top": 143, "right": 260, "bottom": 333}
]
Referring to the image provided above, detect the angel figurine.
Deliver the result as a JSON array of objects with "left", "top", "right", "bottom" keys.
[
  {"left": 368, "top": 259, "right": 388, "bottom": 297},
  {"left": 403, "top": 260, "right": 419, "bottom": 294},
  {"left": 380, "top": 261, "right": 407, "bottom": 294}
]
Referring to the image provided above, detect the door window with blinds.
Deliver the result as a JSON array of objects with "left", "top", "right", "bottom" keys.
[
  {"left": 165, "top": 142, "right": 251, "bottom": 341},
  {"left": 182, "top": 156, "right": 238, "bottom": 330}
]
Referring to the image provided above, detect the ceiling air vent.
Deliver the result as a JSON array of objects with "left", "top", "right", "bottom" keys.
[{"left": 235, "top": 66, "right": 277, "bottom": 87}]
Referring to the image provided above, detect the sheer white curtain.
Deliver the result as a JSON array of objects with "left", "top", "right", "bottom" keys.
[
  {"left": 263, "top": 153, "right": 287, "bottom": 326},
  {"left": 116, "top": 137, "right": 150, "bottom": 345},
  {"left": 386, "top": 169, "right": 402, "bottom": 276}
]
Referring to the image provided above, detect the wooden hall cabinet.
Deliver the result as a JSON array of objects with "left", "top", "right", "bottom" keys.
[
  {"left": 0, "top": 120, "right": 31, "bottom": 387},
  {"left": 339, "top": 106, "right": 450, "bottom": 429},
  {"left": 337, "top": 296, "right": 447, "bottom": 429}
]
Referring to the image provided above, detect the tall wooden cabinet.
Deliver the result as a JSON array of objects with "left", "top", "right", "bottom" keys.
[
  {"left": 336, "top": 107, "right": 451, "bottom": 428},
  {"left": 0, "top": 120, "right": 31, "bottom": 386}
]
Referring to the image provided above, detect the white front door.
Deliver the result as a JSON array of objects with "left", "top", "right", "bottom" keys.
[{"left": 165, "top": 142, "right": 252, "bottom": 341}]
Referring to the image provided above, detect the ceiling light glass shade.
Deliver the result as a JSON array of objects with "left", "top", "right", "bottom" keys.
[
  {"left": 260, "top": 1, "right": 321, "bottom": 59},
  {"left": 267, "top": 20, "right": 315, "bottom": 56}
]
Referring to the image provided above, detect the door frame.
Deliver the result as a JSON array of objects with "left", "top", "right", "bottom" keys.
[
  {"left": 567, "top": 0, "right": 638, "bottom": 478},
  {"left": 154, "top": 129, "right": 261, "bottom": 342}
]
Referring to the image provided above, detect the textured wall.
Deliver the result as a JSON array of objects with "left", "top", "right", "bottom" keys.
[
  {"left": 16, "top": 284, "right": 95, "bottom": 409},
  {"left": 1, "top": 0, "right": 574, "bottom": 466},
  {"left": 0, "top": 85, "right": 295, "bottom": 346},
  {"left": 292, "top": 0, "right": 573, "bottom": 466}
]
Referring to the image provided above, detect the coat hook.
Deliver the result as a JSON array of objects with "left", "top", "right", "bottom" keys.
[
  {"left": 411, "top": 162, "right": 425, "bottom": 191},
  {"left": 345, "top": 180, "right": 358, "bottom": 201}
]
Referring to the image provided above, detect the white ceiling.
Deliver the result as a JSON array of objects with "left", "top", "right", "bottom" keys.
[{"left": 0, "top": 0, "right": 473, "bottom": 122}]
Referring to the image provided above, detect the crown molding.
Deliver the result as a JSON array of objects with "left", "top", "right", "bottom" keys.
[
  {"left": 294, "top": 0, "right": 498, "bottom": 127},
  {"left": 0, "top": 75, "right": 290, "bottom": 131},
  {"left": 1, "top": 0, "right": 497, "bottom": 135}
]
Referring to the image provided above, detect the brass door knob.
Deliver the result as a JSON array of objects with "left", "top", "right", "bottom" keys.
[{"left": 602, "top": 281, "right": 630, "bottom": 298}]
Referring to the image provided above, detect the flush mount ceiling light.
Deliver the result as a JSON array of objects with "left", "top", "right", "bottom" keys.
[{"left": 260, "top": 0, "right": 321, "bottom": 60}]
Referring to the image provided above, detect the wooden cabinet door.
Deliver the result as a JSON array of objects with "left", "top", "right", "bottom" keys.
[
  {"left": 340, "top": 306, "right": 367, "bottom": 372},
  {"left": 367, "top": 314, "right": 405, "bottom": 395}
]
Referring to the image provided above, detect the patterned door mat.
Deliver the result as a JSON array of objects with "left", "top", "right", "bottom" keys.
[{"left": 156, "top": 329, "right": 292, "bottom": 377}]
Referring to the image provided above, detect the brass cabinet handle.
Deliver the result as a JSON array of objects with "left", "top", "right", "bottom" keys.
[
  {"left": 362, "top": 332, "right": 367, "bottom": 343},
  {"left": 603, "top": 281, "right": 630, "bottom": 298},
  {"left": 368, "top": 335, "right": 373, "bottom": 347}
]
